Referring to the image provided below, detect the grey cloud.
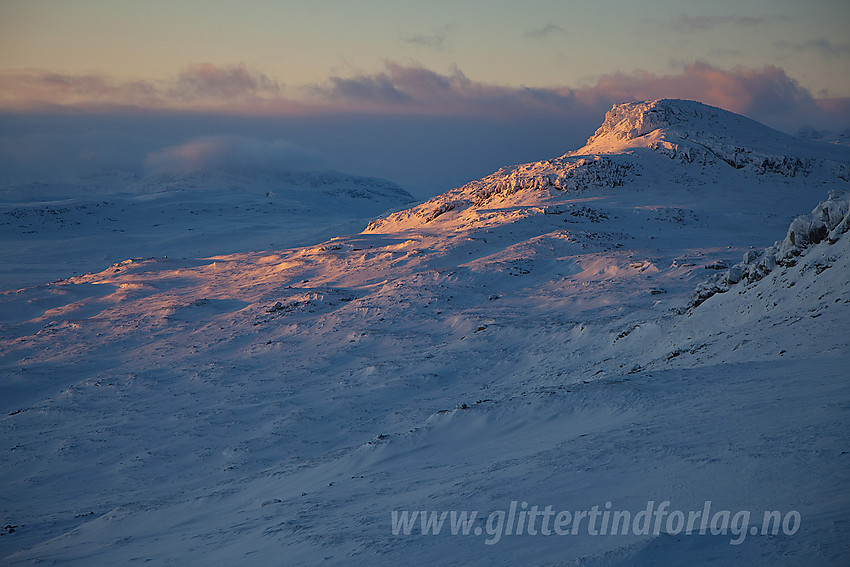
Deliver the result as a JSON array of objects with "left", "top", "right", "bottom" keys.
[
  {"left": 776, "top": 38, "right": 850, "bottom": 61},
  {"left": 314, "top": 62, "right": 582, "bottom": 116},
  {"left": 665, "top": 14, "right": 771, "bottom": 32},
  {"left": 311, "top": 60, "right": 847, "bottom": 133},
  {"left": 402, "top": 26, "right": 453, "bottom": 52},
  {"left": 709, "top": 48, "right": 743, "bottom": 58},
  {"left": 313, "top": 63, "right": 465, "bottom": 107},
  {"left": 523, "top": 24, "right": 566, "bottom": 40},
  {"left": 323, "top": 74, "right": 411, "bottom": 104}
]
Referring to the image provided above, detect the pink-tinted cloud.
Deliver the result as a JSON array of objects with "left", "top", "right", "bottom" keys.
[
  {"left": 170, "top": 63, "right": 280, "bottom": 101},
  {"left": 308, "top": 61, "right": 846, "bottom": 131},
  {"left": 0, "top": 61, "right": 847, "bottom": 132},
  {"left": 571, "top": 62, "right": 835, "bottom": 131},
  {"left": 3, "top": 61, "right": 849, "bottom": 197},
  {"left": 0, "top": 64, "right": 282, "bottom": 112},
  {"left": 0, "top": 71, "right": 161, "bottom": 110}
]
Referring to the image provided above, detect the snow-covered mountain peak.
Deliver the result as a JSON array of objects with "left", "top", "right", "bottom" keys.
[
  {"left": 584, "top": 99, "right": 720, "bottom": 145},
  {"left": 366, "top": 99, "right": 850, "bottom": 234},
  {"left": 576, "top": 99, "right": 783, "bottom": 155},
  {"left": 572, "top": 99, "right": 850, "bottom": 176}
]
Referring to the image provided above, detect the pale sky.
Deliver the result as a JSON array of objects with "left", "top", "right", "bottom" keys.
[{"left": 2, "top": 0, "right": 848, "bottom": 96}]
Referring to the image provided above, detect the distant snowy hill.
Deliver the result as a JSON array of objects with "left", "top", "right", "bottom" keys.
[
  {"left": 797, "top": 126, "right": 850, "bottom": 147},
  {"left": 1, "top": 100, "right": 848, "bottom": 566},
  {"left": 0, "top": 168, "right": 415, "bottom": 289}
]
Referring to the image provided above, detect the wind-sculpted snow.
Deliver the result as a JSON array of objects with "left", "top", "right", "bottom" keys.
[
  {"left": 468, "top": 157, "right": 634, "bottom": 203},
  {"left": 690, "top": 192, "right": 850, "bottom": 307},
  {"left": 2, "top": 100, "right": 850, "bottom": 566}
]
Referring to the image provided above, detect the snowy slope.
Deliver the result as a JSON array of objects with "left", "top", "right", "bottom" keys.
[
  {"left": 1, "top": 100, "right": 849, "bottom": 566},
  {"left": 0, "top": 168, "right": 415, "bottom": 290}
]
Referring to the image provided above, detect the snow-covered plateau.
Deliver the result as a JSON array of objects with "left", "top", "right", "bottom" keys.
[
  {"left": 1, "top": 99, "right": 849, "bottom": 565},
  {"left": 0, "top": 169, "right": 415, "bottom": 290}
]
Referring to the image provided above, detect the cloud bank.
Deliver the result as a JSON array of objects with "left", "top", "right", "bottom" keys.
[
  {"left": 1, "top": 61, "right": 848, "bottom": 196},
  {"left": 1, "top": 61, "right": 845, "bottom": 131},
  {"left": 0, "top": 64, "right": 284, "bottom": 112},
  {"left": 576, "top": 62, "right": 831, "bottom": 132},
  {"left": 309, "top": 60, "right": 844, "bottom": 132}
]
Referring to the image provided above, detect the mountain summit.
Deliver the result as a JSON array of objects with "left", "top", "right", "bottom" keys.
[
  {"left": 367, "top": 99, "right": 849, "bottom": 233},
  {"left": 576, "top": 99, "right": 773, "bottom": 153},
  {"left": 574, "top": 99, "right": 850, "bottom": 173}
]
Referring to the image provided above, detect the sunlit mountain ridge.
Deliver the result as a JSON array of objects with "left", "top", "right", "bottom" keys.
[{"left": 367, "top": 99, "right": 848, "bottom": 235}]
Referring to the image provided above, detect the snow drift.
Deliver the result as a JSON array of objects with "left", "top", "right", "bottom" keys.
[{"left": 691, "top": 191, "right": 850, "bottom": 306}]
